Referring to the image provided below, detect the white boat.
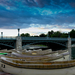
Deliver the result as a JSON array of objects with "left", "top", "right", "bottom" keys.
[
  {"left": 0, "top": 56, "right": 75, "bottom": 75},
  {"left": 10, "top": 49, "right": 69, "bottom": 61},
  {"left": 0, "top": 49, "right": 16, "bottom": 53},
  {"left": 0, "top": 49, "right": 72, "bottom": 75},
  {"left": 19, "top": 49, "right": 53, "bottom": 56},
  {"left": 4, "top": 53, "right": 67, "bottom": 62},
  {"left": 0, "top": 49, "right": 69, "bottom": 62}
]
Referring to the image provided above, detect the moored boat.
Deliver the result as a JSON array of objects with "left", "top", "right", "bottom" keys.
[
  {"left": 0, "top": 56, "right": 75, "bottom": 75},
  {"left": 10, "top": 49, "right": 69, "bottom": 61},
  {"left": 0, "top": 49, "right": 69, "bottom": 61}
]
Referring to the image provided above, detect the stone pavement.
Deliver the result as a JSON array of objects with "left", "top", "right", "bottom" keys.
[{"left": 0, "top": 71, "right": 14, "bottom": 75}]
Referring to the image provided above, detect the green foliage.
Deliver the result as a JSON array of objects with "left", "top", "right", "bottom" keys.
[
  {"left": 60, "top": 33, "right": 68, "bottom": 38},
  {"left": 48, "top": 30, "right": 54, "bottom": 37},
  {"left": 33, "top": 35, "right": 39, "bottom": 37},
  {"left": 70, "top": 29, "right": 75, "bottom": 38},
  {"left": 21, "top": 33, "right": 30, "bottom": 37},
  {"left": 21, "top": 33, "right": 25, "bottom": 37},
  {"left": 20, "top": 29, "right": 75, "bottom": 38},
  {"left": 39, "top": 33, "right": 47, "bottom": 37},
  {"left": 51, "top": 31, "right": 62, "bottom": 37}
]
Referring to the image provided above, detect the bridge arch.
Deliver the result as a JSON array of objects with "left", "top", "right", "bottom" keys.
[
  {"left": 22, "top": 41, "right": 67, "bottom": 50},
  {"left": 0, "top": 43, "right": 14, "bottom": 49}
]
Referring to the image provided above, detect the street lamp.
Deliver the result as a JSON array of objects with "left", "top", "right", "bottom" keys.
[
  {"left": 1, "top": 32, "right": 3, "bottom": 38},
  {"left": 68, "top": 32, "right": 70, "bottom": 38},
  {"left": 18, "top": 28, "right": 20, "bottom": 36}
]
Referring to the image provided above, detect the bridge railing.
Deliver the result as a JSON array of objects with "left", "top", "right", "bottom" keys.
[
  {"left": 71, "top": 38, "right": 75, "bottom": 41},
  {"left": 22, "top": 37, "right": 68, "bottom": 41},
  {"left": 0, "top": 36, "right": 75, "bottom": 41},
  {"left": 0, "top": 36, "right": 16, "bottom": 39}
]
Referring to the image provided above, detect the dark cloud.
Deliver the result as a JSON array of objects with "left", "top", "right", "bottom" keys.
[
  {"left": 0, "top": 0, "right": 75, "bottom": 8},
  {"left": 0, "top": 0, "right": 75, "bottom": 29},
  {"left": 0, "top": 0, "right": 15, "bottom": 7},
  {"left": 69, "top": 2, "right": 75, "bottom": 7},
  {"left": 21, "top": 0, "right": 75, "bottom": 8}
]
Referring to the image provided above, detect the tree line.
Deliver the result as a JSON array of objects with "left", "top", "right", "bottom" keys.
[{"left": 20, "top": 29, "right": 75, "bottom": 38}]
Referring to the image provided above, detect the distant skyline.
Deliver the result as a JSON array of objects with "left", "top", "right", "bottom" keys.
[{"left": 0, "top": 0, "right": 75, "bottom": 36}]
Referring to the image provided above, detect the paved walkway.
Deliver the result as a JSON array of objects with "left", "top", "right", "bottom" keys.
[{"left": 0, "top": 71, "right": 14, "bottom": 75}]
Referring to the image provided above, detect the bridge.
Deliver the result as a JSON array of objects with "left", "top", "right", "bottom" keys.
[
  {"left": 0, "top": 29, "right": 74, "bottom": 50},
  {"left": 0, "top": 36, "right": 75, "bottom": 50}
]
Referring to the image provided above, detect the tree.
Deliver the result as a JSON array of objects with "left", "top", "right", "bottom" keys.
[
  {"left": 70, "top": 29, "right": 75, "bottom": 38},
  {"left": 51, "top": 31, "right": 62, "bottom": 37},
  {"left": 39, "top": 33, "right": 46, "bottom": 37},
  {"left": 21, "top": 33, "right": 30, "bottom": 37},
  {"left": 47, "top": 30, "right": 54, "bottom": 37},
  {"left": 24, "top": 33, "right": 30, "bottom": 37},
  {"left": 20, "top": 29, "right": 75, "bottom": 38},
  {"left": 20, "top": 33, "right": 25, "bottom": 37},
  {"left": 60, "top": 33, "right": 68, "bottom": 38},
  {"left": 33, "top": 35, "right": 39, "bottom": 37}
]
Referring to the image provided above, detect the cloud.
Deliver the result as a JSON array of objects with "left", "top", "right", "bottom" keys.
[
  {"left": 0, "top": 0, "right": 75, "bottom": 30},
  {"left": 69, "top": 2, "right": 75, "bottom": 7},
  {"left": 0, "top": 0, "right": 75, "bottom": 8}
]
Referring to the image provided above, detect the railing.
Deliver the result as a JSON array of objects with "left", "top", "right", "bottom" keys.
[
  {"left": 22, "top": 37, "right": 68, "bottom": 41},
  {"left": 0, "top": 36, "right": 75, "bottom": 41},
  {"left": 0, "top": 36, "right": 16, "bottom": 39}
]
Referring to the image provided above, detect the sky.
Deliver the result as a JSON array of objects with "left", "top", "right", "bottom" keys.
[{"left": 0, "top": 0, "right": 75, "bottom": 36}]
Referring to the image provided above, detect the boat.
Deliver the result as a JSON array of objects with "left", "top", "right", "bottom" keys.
[
  {"left": 14, "top": 48, "right": 69, "bottom": 56},
  {"left": 0, "top": 56, "right": 75, "bottom": 75},
  {"left": 2, "top": 48, "right": 68, "bottom": 62},
  {"left": 0, "top": 49, "right": 72, "bottom": 75},
  {"left": 4, "top": 53, "right": 67, "bottom": 62},
  {"left": 0, "top": 49, "right": 70, "bottom": 73},
  {"left": 0, "top": 52, "right": 8, "bottom": 71},
  {"left": 0, "top": 49, "right": 69, "bottom": 61},
  {"left": 0, "top": 46, "right": 70, "bottom": 74},
  {"left": 10, "top": 50, "right": 69, "bottom": 61},
  {"left": 20, "top": 49, "right": 53, "bottom": 56},
  {"left": 0, "top": 49, "right": 16, "bottom": 53}
]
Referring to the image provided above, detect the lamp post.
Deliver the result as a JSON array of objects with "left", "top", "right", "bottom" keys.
[
  {"left": 18, "top": 28, "right": 20, "bottom": 36},
  {"left": 1, "top": 32, "right": 3, "bottom": 38},
  {"left": 68, "top": 32, "right": 70, "bottom": 38},
  {"left": 47, "top": 32, "right": 49, "bottom": 39}
]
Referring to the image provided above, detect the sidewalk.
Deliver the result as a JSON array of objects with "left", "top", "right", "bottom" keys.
[{"left": 0, "top": 71, "right": 13, "bottom": 75}]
